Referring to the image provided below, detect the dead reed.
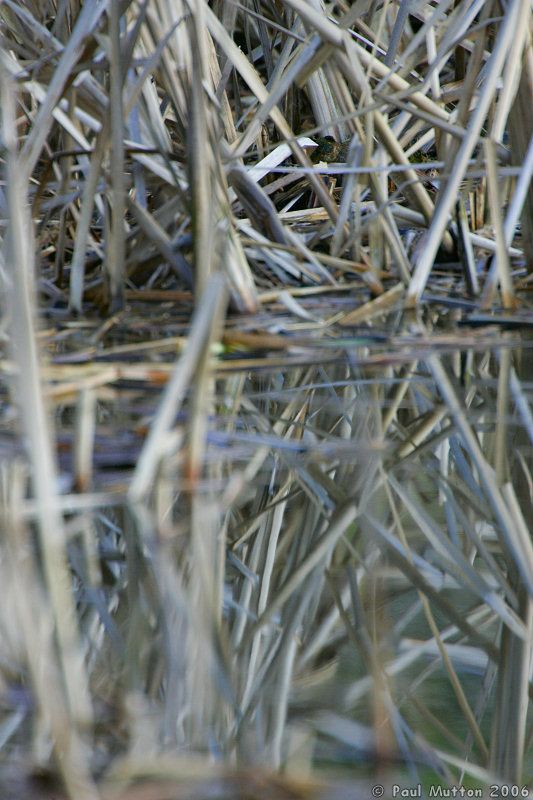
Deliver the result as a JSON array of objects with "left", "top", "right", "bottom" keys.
[{"left": 0, "top": 1, "right": 532, "bottom": 798}]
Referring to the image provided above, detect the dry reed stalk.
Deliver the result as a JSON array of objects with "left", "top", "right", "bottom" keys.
[
  {"left": 106, "top": 0, "right": 126, "bottom": 310},
  {"left": 128, "top": 272, "right": 227, "bottom": 503},
  {"left": 1, "top": 67, "right": 97, "bottom": 798}
]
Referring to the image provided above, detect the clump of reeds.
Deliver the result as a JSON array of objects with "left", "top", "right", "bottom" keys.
[{"left": 0, "top": 1, "right": 532, "bottom": 799}]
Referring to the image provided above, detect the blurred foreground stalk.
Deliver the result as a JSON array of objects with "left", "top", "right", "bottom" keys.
[{"left": 0, "top": 67, "right": 98, "bottom": 799}]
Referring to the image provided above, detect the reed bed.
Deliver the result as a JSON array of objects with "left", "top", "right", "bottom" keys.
[{"left": 0, "top": 1, "right": 532, "bottom": 798}]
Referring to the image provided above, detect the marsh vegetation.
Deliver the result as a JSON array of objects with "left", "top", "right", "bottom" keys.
[{"left": 0, "top": 1, "right": 532, "bottom": 798}]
